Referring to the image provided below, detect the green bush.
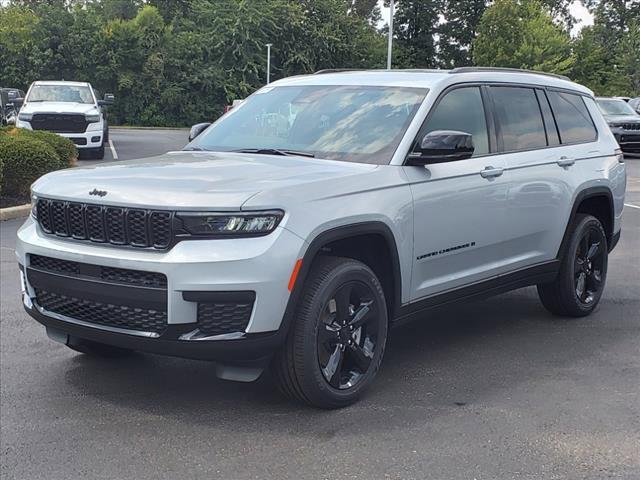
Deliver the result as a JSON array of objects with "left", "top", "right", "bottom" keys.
[
  {"left": 25, "top": 130, "right": 77, "bottom": 165},
  {"left": 0, "top": 134, "right": 65, "bottom": 197}
]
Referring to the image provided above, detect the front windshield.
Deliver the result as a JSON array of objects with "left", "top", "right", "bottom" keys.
[
  {"left": 27, "top": 85, "right": 94, "bottom": 104},
  {"left": 596, "top": 98, "right": 637, "bottom": 116},
  {"left": 190, "top": 85, "right": 428, "bottom": 164}
]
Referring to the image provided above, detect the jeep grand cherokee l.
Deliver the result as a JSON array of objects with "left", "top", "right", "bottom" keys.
[
  {"left": 14, "top": 81, "right": 114, "bottom": 159},
  {"left": 17, "top": 68, "right": 626, "bottom": 408}
]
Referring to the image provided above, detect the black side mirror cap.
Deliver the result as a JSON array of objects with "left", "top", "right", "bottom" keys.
[
  {"left": 407, "top": 130, "right": 474, "bottom": 165},
  {"left": 12, "top": 97, "right": 24, "bottom": 108},
  {"left": 98, "top": 93, "right": 115, "bottom": 106},
  {"left": 188, "top": 122, "right": 211, "bottom": 142}
]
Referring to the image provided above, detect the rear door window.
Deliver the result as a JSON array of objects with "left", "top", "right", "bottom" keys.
[
  {"left": 490, "top": 86, "right": 547, "bottom": 152},
  {"left": 546, "top": 91, "right": 597, "bottom": 144}
]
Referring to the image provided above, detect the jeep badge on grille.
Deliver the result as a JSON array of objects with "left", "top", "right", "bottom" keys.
[{"left": 89, "top": 189, "right": 107, "bottom": 197}]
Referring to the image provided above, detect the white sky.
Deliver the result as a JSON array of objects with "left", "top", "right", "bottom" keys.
[{"left": 379, "top": 0, "right": 594, "bottom": 37}]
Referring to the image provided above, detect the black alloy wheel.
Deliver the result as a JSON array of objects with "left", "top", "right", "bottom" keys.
[
  {"left": 573, "top": 225, "right": 606, "bottom": 305},
  {"left": 274, "top": 256, "right": 388, "bottom": 408},
  {"left": 317, "top": 281, "right": 381, "bottom": 390},
  {"left": 537, "top": 214, "right": 608, "bottom": 317}
]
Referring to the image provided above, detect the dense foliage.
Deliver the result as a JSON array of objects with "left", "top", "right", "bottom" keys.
[
  {"left": 1, "top": 0, "right": 638, "bottom": 127},
  {"left": 0, "top": 127, "right": 76, "bottom": 198}
]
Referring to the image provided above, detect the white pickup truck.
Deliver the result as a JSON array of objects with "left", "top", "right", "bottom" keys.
[{"left": 15, "top": 81, "right": 114, "bottom": 159}]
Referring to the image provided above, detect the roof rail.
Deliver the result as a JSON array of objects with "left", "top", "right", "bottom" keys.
[
  {"left": 313, "top": 69, "right": 363, "bottom": 75},
  {"left": 450, "top": 67, "right": 571, "bottom": 82}
]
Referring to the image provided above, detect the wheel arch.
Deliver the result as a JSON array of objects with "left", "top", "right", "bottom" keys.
[
  {"left": 558, "top": 186, "right": 614, "bottom": 259},
  {"left": 279, "top": 222, "right": 402, "bottom": 338}
]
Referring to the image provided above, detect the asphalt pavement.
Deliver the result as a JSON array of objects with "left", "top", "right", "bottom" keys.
[
  {"left": 0, "top": 137, "right": 639, "bottom": 479},
  {"left": 77, "top": 128, "right": 189, "bottom": 166}
]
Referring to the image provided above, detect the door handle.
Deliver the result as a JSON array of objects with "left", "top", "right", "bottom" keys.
[
  {"left": 557, "top": 156, "right": 575, "bottom": 167},
  {"left": 480, "top": 166, "right": 504, "bottom": 178}
]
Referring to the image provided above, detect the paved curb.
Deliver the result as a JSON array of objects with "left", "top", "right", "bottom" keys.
[{"left": 0, "top": 204, "right": 30, "bottom": 221}]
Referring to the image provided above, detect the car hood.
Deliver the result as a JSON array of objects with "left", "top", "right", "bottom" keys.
[
  {"left": 32, "top": 151, "right": 378, "bottom": 210},
  {"left": 603, "top": 114, "right": 640, "bottom": 124},
  {"left": 20, "top": 101, "right": 99, "bottom": 115}
]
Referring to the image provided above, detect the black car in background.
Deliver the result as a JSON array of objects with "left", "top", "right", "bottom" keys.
[
  {"left": 595, "top": 96, "right": 640, "bottom": 156},
  {"left": 0, "top": 88, "right": 25, "bottom": 126}
]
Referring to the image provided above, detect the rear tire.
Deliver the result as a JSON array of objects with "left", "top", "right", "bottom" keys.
[
  {"left": 273, "top": 256, "right": 388, "bottom": 409},
  {"left": 537, "top": 214, "right": 608, "bottom": 317},
  {"left": 66, "top": 336, "right": 132, "bottom": 357}
]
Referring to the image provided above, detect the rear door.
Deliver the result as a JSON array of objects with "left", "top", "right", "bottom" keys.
[{"left": 490, "top": 86, "right": 598, "bottom": 269}]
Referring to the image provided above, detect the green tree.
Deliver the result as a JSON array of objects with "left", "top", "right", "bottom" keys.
[
  {"left": 391, "top": 0, "right": 442, "bottom": 68},
  {"left": 438, "top": 0, "right": 487, "bottom": 67},
  {"left": 473, "top": 0, "right": 574, "bottom": 74}
]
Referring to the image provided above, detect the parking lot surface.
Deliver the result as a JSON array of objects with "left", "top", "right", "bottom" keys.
[
  {"left": 77, "top": 128, "right": 188, "bottom": 165},
  {"left": 1, "top": 134, "right": 638, "bottom": 479}
]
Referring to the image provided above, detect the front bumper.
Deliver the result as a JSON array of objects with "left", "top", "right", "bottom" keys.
[
  {"left": 15, "top": 119, "right": 103, "bottom": 149},
  {"left": 614, "top": 131, "right": 640, "bottom": 154},
  {"left": 17, "top": 217, "right": 306, "bottom": 364}
]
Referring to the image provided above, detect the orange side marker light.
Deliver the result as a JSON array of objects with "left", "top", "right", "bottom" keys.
[{"left": 288, "top": 259, "right": 303, "bottom": 291}]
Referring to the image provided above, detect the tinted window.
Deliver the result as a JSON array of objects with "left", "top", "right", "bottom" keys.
[
  {"left": 547, "top": 91, "right": 597, "bottom": 144},
  {"left": 491, "top": 86, "right": 547, "bottom": 151},
  {"left": 421, "top": 87, "right": 489, "bottom": 156}
]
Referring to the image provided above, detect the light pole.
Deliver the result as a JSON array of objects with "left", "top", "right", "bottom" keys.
[
  {"left": 387, "top": 0, "right": 394, "bottom": 70},
  {"left": 266, "top": 43, "right": 272, "bottom": 84}
]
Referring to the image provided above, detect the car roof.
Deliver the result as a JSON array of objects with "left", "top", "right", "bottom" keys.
[
  {"left": 31, "top": 81, "right": 91, "bottom": 87},
  {"left": 270, "top": 69, "right": 593, "bottom": 96}
]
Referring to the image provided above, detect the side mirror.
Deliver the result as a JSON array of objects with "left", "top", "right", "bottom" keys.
[
  {"left": 407, "top": 130, "right": 474, "bottom": 165},
  {"left": 98, "top": 93, "right": 115, "bottom": 106},
  {"left": 12, "top": 97, "right": 24, "bottom": 109},
  {"left": 188, "top": 122, "right": 211, "bottom": 142}
]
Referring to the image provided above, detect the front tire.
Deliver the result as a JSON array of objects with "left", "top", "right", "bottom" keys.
[
  {"left": 274, "top": 257, "right": 388, "bottom": 408},
  {"left": 537, "top": 214, "right": 608, "bottom": 317},
  {"left": 91, "top": 145, "right": 105, "bottom": 159}
]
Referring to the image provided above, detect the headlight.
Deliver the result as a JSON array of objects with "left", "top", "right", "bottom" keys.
[
  {"left": 176, "top": 211, "right": 283, "bottom": 236},
  {"left": 18, "top": 112, "right": 32, "bottom": 121},
  {"left": 30, "top": 193, "right": 38, "bottom": 219},
  {"left": 85, "top": 114, "right": 101, "bottom": 123}
]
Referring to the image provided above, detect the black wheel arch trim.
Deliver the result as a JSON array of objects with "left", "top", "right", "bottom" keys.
[
  {"left": 278, "top": 221, "right": 403, "bottom": 341},
  {"left": 557, "top": 186, "right": 616, "bottom": 260}
]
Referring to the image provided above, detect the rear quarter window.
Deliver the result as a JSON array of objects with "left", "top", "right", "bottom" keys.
[{"left": 547, "top": 91, "right": 597, "bottom": 144}]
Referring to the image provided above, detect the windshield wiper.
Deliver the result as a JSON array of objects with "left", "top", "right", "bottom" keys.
[{"left": 231, "top": 148, "right": 315, "bottom": 158}]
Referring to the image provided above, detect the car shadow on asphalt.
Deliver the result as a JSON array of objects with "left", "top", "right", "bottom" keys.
[{"left": 60, "top": 285, "right": 629, "bottom": 427}]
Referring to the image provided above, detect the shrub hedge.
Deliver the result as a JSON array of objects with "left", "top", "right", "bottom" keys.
[{"left": 0, "top": 127, "right": 76, "bottom": 198}]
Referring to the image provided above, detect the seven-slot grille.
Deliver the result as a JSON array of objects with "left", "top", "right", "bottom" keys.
[
  {"left": 36, "top": 198, "right": 173, "bottom": 249},
  {"left": 619, "top": 123, "right": 640, "bottom": 131},
  {"left": 30, "top": 113, "right": 88, "bottom": 133}
]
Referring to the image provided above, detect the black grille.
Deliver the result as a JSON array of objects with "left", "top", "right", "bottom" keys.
[
  {"left": 36, "top": 198, "right": 173, "bottom": 249},
  {"left": 30, "top": 255, "right": 79, "bottom": 275},
  {"left": 35, "top": 289, "right": 167, "bottom": 335},
  {"left": 620, "top": 123, "right": 640, "bottom": 131},
  {"left": 30, "top": 113, "right": 88, "bottom": 133},
  {"left": 197, "top": 301, "right": 253, "bottom": 336},
  {"left": 29, "top": 254, "right": 167, "bottom": 288}
]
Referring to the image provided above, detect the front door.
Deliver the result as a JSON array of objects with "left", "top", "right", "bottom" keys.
[{"left": 404, "top": 85, "right": 511, "bottom": 301}]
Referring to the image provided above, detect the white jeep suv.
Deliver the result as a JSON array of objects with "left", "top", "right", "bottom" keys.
[
  {"left": 17, "top": 68, "right": 626, "bottom": 408},
  {"left": 15, "top": 81, "right": 113, "bottom": 159}
]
